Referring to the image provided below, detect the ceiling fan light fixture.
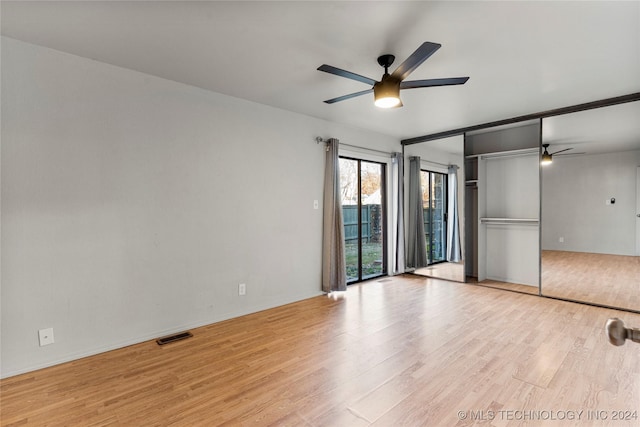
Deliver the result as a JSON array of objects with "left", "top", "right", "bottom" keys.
[
  {"left": 541, "top": 145, "right": 553, "bottom": 166},
  {"left": 374, "top": 95, "right": 401, "bottom": 109},
  {"left": 373, "top": 76, "right": 402, "bottom": 108},
  {"left": 319, "top": 42, "right": 469, "bottom": 107}
]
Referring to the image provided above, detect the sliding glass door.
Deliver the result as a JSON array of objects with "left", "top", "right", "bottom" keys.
[
  {"left": 340, "top": 157, "right": 386, "bottom": 283},
  {"left": 421, "top": 170, "right": 447, "bottom": 265}
]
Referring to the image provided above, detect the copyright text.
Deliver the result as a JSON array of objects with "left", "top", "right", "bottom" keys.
[{"left": 456, "top": 409, "right": 638, "bottom": 422}]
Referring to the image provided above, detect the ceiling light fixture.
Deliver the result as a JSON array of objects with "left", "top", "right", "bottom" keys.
[
  {"left": 541, "top": 144, "right": 553, "bottom": 166},
  {"left": 318, "top": 42, "right": 469, "bottom": 108},
  {"left": 373, "top": 74, "right": 402, "bottom": 108}
]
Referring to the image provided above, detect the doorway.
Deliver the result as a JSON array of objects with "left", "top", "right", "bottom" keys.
[{"left": 339, "top": 157, "right": 387, "bottom": 283}]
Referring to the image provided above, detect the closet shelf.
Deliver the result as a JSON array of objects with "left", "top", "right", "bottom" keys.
[
  {"left": 465, "top": 147, "right": 538, "bottom": 160},
  {"left": 480, "top": 217, "right": 539, "bottom": 225}
]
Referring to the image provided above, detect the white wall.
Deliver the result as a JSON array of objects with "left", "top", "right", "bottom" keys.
[
  {"left": 483, "top": 154, "right": 539, "bottom": 286},
  {"left": 485, "top": 154, "right": 539, "bottom": 219},
  {"left": 403, "top": 136, "right": 464, "bottom": 205},
  {"left": 541, "top": 150, "right": 640, "bottom": 255},
  {"left": 464, "top": 122, "right": 540, "bottom": 280},
  {"left": 0, "top": 37, "right": 399, "bottom": 377}
]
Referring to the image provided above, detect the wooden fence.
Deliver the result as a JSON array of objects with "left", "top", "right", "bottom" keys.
[{"left": 343, "top": 205, "right": 382, "bottom": 243}]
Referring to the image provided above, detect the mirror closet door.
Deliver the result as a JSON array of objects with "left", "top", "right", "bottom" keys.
[
  {"left": 540, "top": 101, "right": 640, "bottom": 311},
  {"left": 403, "top": 135, "right": 466, "bottom": 283}
]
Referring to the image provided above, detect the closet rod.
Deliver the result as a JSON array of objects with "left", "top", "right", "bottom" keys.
[
  {"left": 466, "top": 147, "right": 538, "bottom": 160},
  {"left": 480, "top": 218, "right": 539, "bottom": 225}
]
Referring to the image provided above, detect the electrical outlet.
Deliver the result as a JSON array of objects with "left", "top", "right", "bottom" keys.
[
  {"left": 313, "top": 200, "right": 319, "bottom": 210},
  {"left": 559, "top": 237, "right": 564, "bottom": 243},
  {"left": 38, "top": 328, "right": 55, "bottom": 346},
  {"left": 238, "top": 283, "right": 246, "bottom": 296}
]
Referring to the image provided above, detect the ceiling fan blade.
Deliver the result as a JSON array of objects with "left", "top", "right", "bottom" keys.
[
  {"left": 317, "top": 65, "right": 377, "bottom": 86},
  {"left": 550, "top": 148, "right": 573, "bottom": 155},
  {"left": 556, "top": 152, "right": 586, "bottom": 156},
  {"left": 323, "top": 88, "right": 373, "bottom": 104},
  {"left": 391, "top": 42, "right": 441, "bottom": 81},
  {"left": 400, "top": 77, "right": 469, "bottom": 90}
]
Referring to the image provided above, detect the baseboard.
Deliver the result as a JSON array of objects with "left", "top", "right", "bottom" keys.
[
  {"left": 485, "top": 275, "right": 537, "bottom": 287},
  {"left": 1, "top": 290, "right": 324, "bottom": 379}
]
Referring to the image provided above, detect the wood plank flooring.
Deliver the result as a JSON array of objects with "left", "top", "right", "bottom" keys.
[
  {"left": 2, "top": 275, "right": 640, "bottom": 426},
  {"left": 542, "top": 250, "right": 640, "bottom": 312}
]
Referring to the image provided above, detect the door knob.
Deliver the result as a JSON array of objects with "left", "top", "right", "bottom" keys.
[{"left": 606, "top": 318, "right": 640, "bottom": 346}]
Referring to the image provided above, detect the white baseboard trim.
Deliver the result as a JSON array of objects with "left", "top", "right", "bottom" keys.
[{"left": 1, "top": 290, "right": 324, "bottom": 379}]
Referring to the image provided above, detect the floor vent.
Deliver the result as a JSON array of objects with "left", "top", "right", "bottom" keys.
[{"left": 156, "top": 331, "right": 193, "bottom": 346}]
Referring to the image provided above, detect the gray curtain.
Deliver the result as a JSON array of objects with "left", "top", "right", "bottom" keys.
[
  {"left": 447, "top": 165, "right": 462, "bottom": 262},
  {"left": 392, "top": 153, "right": 405, "bottom": 274},
  {"left": 407, "top": 157, "right": 428, "bottom": 269},
  {"left": 322, "top": 138, "right": 347, "bottom": 292}
]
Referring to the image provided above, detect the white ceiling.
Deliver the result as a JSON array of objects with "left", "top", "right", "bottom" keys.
[{"left": 2, "top": 1, "right": 639, "bottom": 142}]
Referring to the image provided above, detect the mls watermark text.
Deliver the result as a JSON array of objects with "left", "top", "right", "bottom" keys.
[{"left": 457, "top": 409, "right": 638, "bottom": 422}]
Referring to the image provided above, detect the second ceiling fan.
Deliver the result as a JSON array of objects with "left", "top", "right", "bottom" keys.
[
  {"left": 318, "top": 41, "right": 469, "bottom": 108},
  {"left": 541, "top": 144, "right": 581, "bottom": 165}
]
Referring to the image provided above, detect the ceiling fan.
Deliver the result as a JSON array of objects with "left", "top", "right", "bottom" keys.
[
  {"left": 318, "top": 41, "right": 469, "bottom": 108},
  {"left": 541, "top": 144, "right": 583, "bottom": 165}
]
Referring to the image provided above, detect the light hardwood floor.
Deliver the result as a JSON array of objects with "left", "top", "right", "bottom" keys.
[
  {"left": 2, "top": 275, "right": 639, "bottom": 426},
  {"left": 542, "top": 250, "right": 640, "bottom": 312}
]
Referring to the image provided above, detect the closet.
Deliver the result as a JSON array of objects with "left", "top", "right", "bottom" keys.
[{"left": 464, "top": 121, "right": 540, "bottom": 288}]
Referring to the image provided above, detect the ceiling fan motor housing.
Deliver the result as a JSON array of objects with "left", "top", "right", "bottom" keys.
[{"left": 374, "top": 74, "right": 402, "bottom": 108}]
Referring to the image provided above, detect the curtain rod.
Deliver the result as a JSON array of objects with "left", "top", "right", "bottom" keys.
[
  {"left": 340, "top": 143, "right": 394, "bottom": 157},
  {"left": 315, "top": 137, "right": 456, "bottom": 167},
  {"left": 415, "top": 157, "right": 453, "bottom": 168},
  {"left": 315, "top": 137, "right": 395, "bottom": 157}
]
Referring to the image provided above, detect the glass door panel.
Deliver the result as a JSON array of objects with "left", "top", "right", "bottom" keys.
[
  {"left": 431, "top": 173, "right": 447, "bottom": 263},
  {"left": 339, "top": 158, "right": 359, "bottom": 282},
  {"left": 339, "top": 157, "right": 386, "bottom": 283},
  {"left": 421, "top": 170, "right": 448, "bottom": 265},
  {"left": 360, "top": 161, "right": 384, "bottom": 280}
]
